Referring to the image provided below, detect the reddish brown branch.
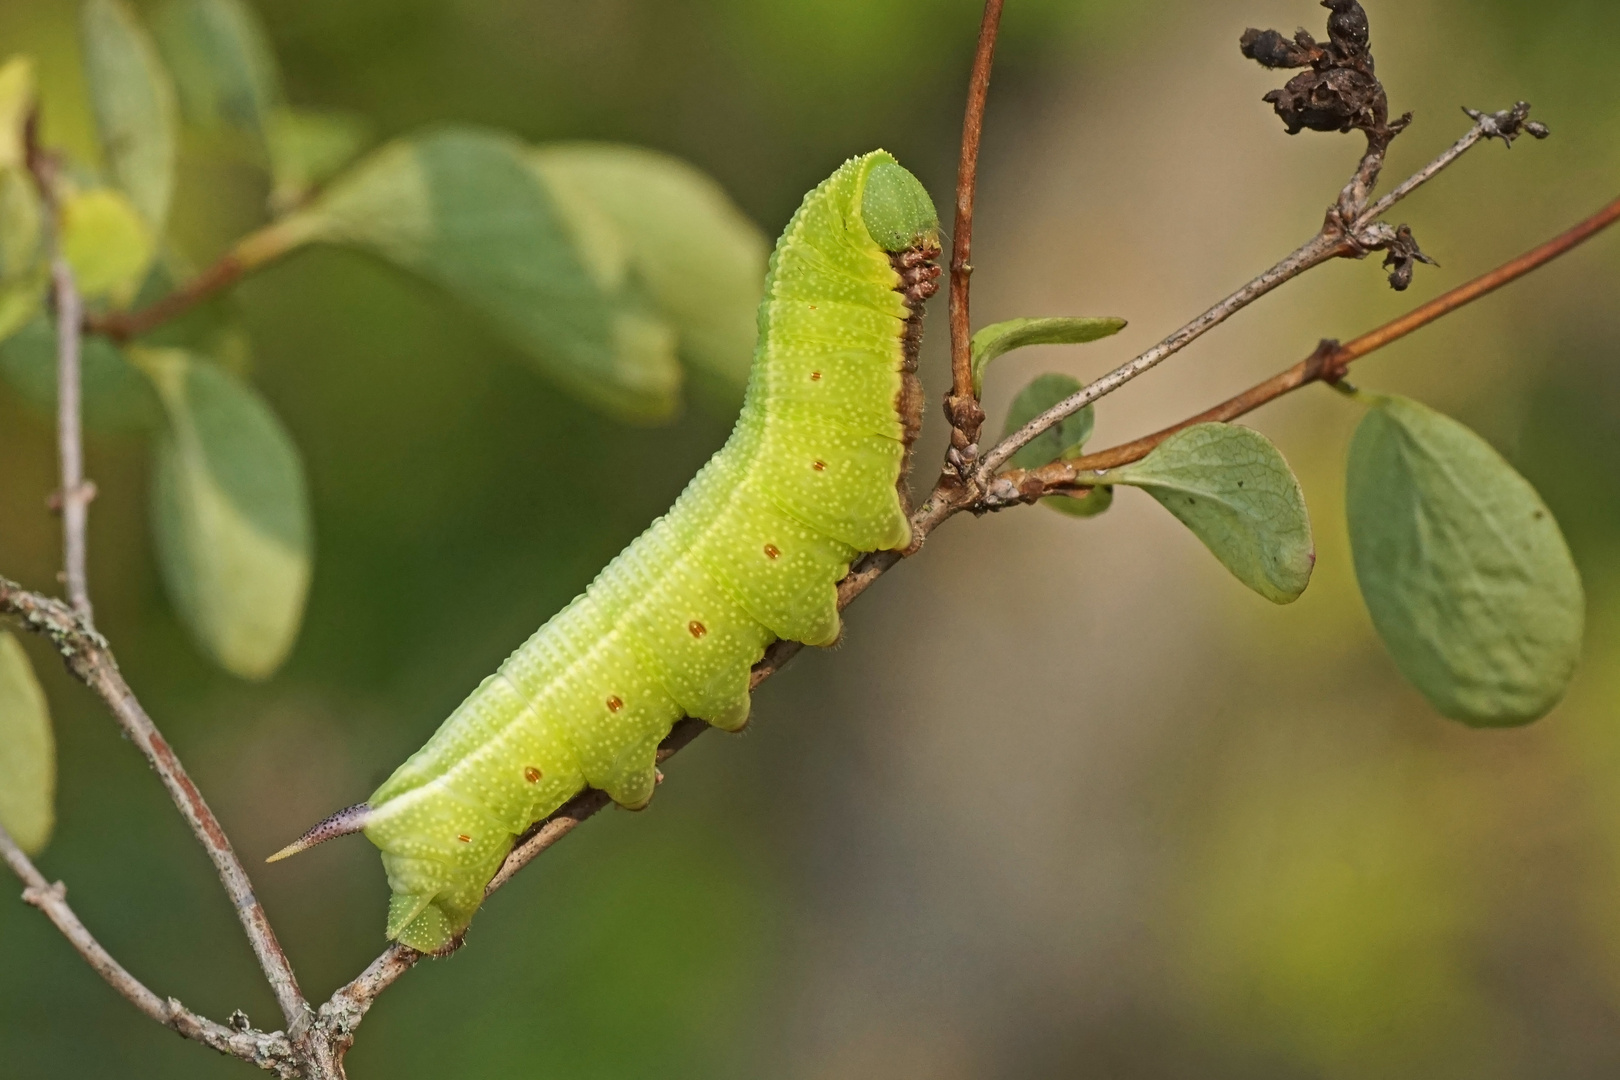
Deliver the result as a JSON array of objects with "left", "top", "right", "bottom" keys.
[
  {"left": 994, "top": 192, "right": 1620, "bottom": 498},
  {"left": 943, "top": 0, "right": 1004, "bottom": 472},
  {"left": 89, "top": 253, "right": 247, "bottom": 343}
]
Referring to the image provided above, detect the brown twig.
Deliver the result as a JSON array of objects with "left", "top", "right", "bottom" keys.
[
  {"left": 0, "top": 823, "right": 297, "bottom": 1074},
  {"left": 940, "top": 0, "right": 1003, "bottom": 481},
  {"left": 0, "top": 581, "right": 315, "bottom": 1056},
  {"left": 85, "top": 215, "right": 312, "bottom": 343},
  {"left": 980, "top": 104, "right": 1534, "bottom": 479},
  {"left": 987, "top": 192, "right": 1620, "bottom": 502}
]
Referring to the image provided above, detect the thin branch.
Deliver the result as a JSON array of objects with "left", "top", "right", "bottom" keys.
[
  {"left": 987, "top": 191, "right": 1620, "bottom": 502},
  {"left": 979, "top": 106, "right": 1525, "bottom": 479},
  {"left": 24, "top": 127, "right": 95, "bottom": 620},
  {"left": 0, "top": 580, "right": 311, "bottom": 1042},
  {"left": 942, "top": 0, "right": 1005, "bottom": 470},
  {"left": 0, "top": 823, "right": 297, "bottom": 1075},
  {"left": 47, "top": 253, "right": 92, "bottom": 618}
]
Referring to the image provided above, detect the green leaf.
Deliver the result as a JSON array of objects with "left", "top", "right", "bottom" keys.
[
  {"left": 81, "top": 0, "right": 179, "bottom": 230},
  {"left": 0, "top": 314, "right": 161, "bottom": 431},
  {"left": 528, "top": 144, "right": 768, "bottom": 406},
  {"left": 134, "top": 347, "right": 311, "bottom": 680},
  {"left": 0, "top": 58, "right": 44, "bottom": 341},
  {"left": 0, "top": 168, "right": 45, "bottom": 343},
  {"left": 1044, "top": 484, "right": 1115, "bottom": 518},
  {"left": 1112, "top": 423, "right": 1314, "bottom": 604},
  {"left": 971, "top": 316, "right": 1126, "bottom": 396},
  {"left": 1345, "top": 395, "right": 1584, "bottom": 726},
  {"left": 0, "top": 56, "right": 35, "bottom": 171},
  {"left": 289, "top": 127, "right": 683, "bottom": 421},
  {"left": 59, "top": 187, "right": 156, "bottom": 301},
  {"left": 1001, "top": 373, "right": 1096, "bottom": 469},
  {"left": 1000, "top": 373, "right": 1110, "bottom": 518},
  {"left": 0, "top": 631, "right": 54, "bottom": 856},
  {"left": 266, "top": 107, "right": 371, "bottom": 211},
  {"left": 152, "top": 0, "right": 281, "bottom": 157}
]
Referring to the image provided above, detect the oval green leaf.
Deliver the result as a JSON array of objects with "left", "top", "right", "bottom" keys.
[
  {"left": 971, "top": 316, "right": 1126, "bottom": 396},
  {"left": 1002, "top": 372, "right": 1095, "bottom": 469},
  {"left": 135, "top": 348, "right": 311, "bottom": 680},
  {"left": 288, "top": 127, "right": 684, "bottom": 421},
  {"left": 1345, "top": 395, "right": 1584, "bottom": 726},
  {"left": 0, "top": 630, "right": 54, "bottom": 856},
  {"left": 1001, "top": 373, "right": 1110, "bottom": 518},
  {"left": 152, "top": 0, "right": 282, "bottom": 158},
  {"left": 81, "top": 0, "right": 179, "bottom": 230},
  {"left": 59, "top": 187, "right": 156, "bottom": 301},
  {"left": 528, "top": 144, "right": 768, "bottom": 407},
  {"left": 1112, "top": 423, "right": 1314, "bottom": 604},
  {"left": 0, "top": 166, "right": 44, "bottom": 343},
  {"left": 0, "top": 313, "right": 161, "bottom": 431},
  {"left": 0, "top": 56, "right": 36, "bottom": 171}
]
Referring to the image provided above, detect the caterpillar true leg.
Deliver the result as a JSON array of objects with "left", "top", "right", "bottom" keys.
[{"left": 271, "top": 151, "right": 941, "bottom": 954}]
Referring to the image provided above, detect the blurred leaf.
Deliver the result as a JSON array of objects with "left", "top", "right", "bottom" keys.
[
  {"left": 152, "top": 0, "right": 282, "bottom": 158},
  {"left": 0, "top": 56, "right": 35, "bottom": 170},
  {"left": 80, "top": 0, "right": 179, "bottom": 230},
  {"left": 267, "top": 107, "right": 371, "bottom": 212},
  {"left": 0, "top": 313, "right": 160, "bottom": 430},
  {"left": 1346, "top": 395, "right": 1584, "bottom": 726},
  {"left": 0, "top": 168, "right": 40, "bottom": 278},
  {"left": 0, "top": 57, "right": 43, "bottom": 342},
  {"left": 971, "top": 316, "right": 1126, "bottom": 396},
  {"left": 0, "top": 169, "right": 44, "bottom": 343},
  {"left": 528, "top": 144, "right": 768, "bottom": 406},
  {"left": 58, "top": 187, "right": 156, "bottom": 301},
  {"left": 0, "top": 631, "right": 54, "bottom": 856},
  {"left": 290, "top": 127, "right": 683, "bottom": 421},
  {"left": 134, "top": 347, "right": 311, "bottom": 680},
  {"left": 1112, "top": 423, "right": 1314, "bottom": 603}
]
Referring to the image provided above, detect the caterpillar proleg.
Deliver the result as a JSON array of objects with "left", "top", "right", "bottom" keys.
[{"left": 270, "top": 151, "right": 941, "bottom": 953}]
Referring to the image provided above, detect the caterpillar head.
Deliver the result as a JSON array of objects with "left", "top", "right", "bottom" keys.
[{"left": 860, "top": 155, "right": 940, "bottom": 254}]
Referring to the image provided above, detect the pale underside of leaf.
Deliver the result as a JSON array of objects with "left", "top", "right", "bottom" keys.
[
  {"left": 528, "top": 144, "right": 769, "bottom": 403},
  {"left": 1346, "top": 395, "right": 1584, "bottom": 726},
  {"left": 1111, "top": 423, "right": 1315, "bottom": 604}
]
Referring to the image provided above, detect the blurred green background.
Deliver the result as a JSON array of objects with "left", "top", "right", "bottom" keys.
[{"left": 1, "top": 0, "right": 1618, "bottom": 1076}]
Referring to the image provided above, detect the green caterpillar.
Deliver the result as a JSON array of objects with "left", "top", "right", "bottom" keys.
[{"left": 270, "top": 151, "right": 941, "bottom": 953}]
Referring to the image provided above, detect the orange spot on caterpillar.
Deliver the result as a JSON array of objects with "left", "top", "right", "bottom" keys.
[
  {"left": 606, "top": 695, "right": 623, "bottom": 713},
  {"left": 810, "top": 371, "right": 822, "bottom": 381},
  {"left": 763, "top": 543, "right": 781, "bottom": 560},
  {"left": 456, "top": 834, "right": 472, "bottom": 844},
  {"left": 688, "top": 620, "right": 707, "bottom": 638},
  {"left": 524, "top": 766, "right": 542, "bottom": 783},
  {"left": 812, "top": 459, "right": 826, "bottom": 472}
]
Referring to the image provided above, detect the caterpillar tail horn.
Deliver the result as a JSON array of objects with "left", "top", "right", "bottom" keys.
[{"left": 266, "top": 803, "right": 372, "bottom": 863}]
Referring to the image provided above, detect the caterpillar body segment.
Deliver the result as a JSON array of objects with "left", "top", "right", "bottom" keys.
[{"left": 283, "top": 151, "right": 941, "bottom": 954}]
